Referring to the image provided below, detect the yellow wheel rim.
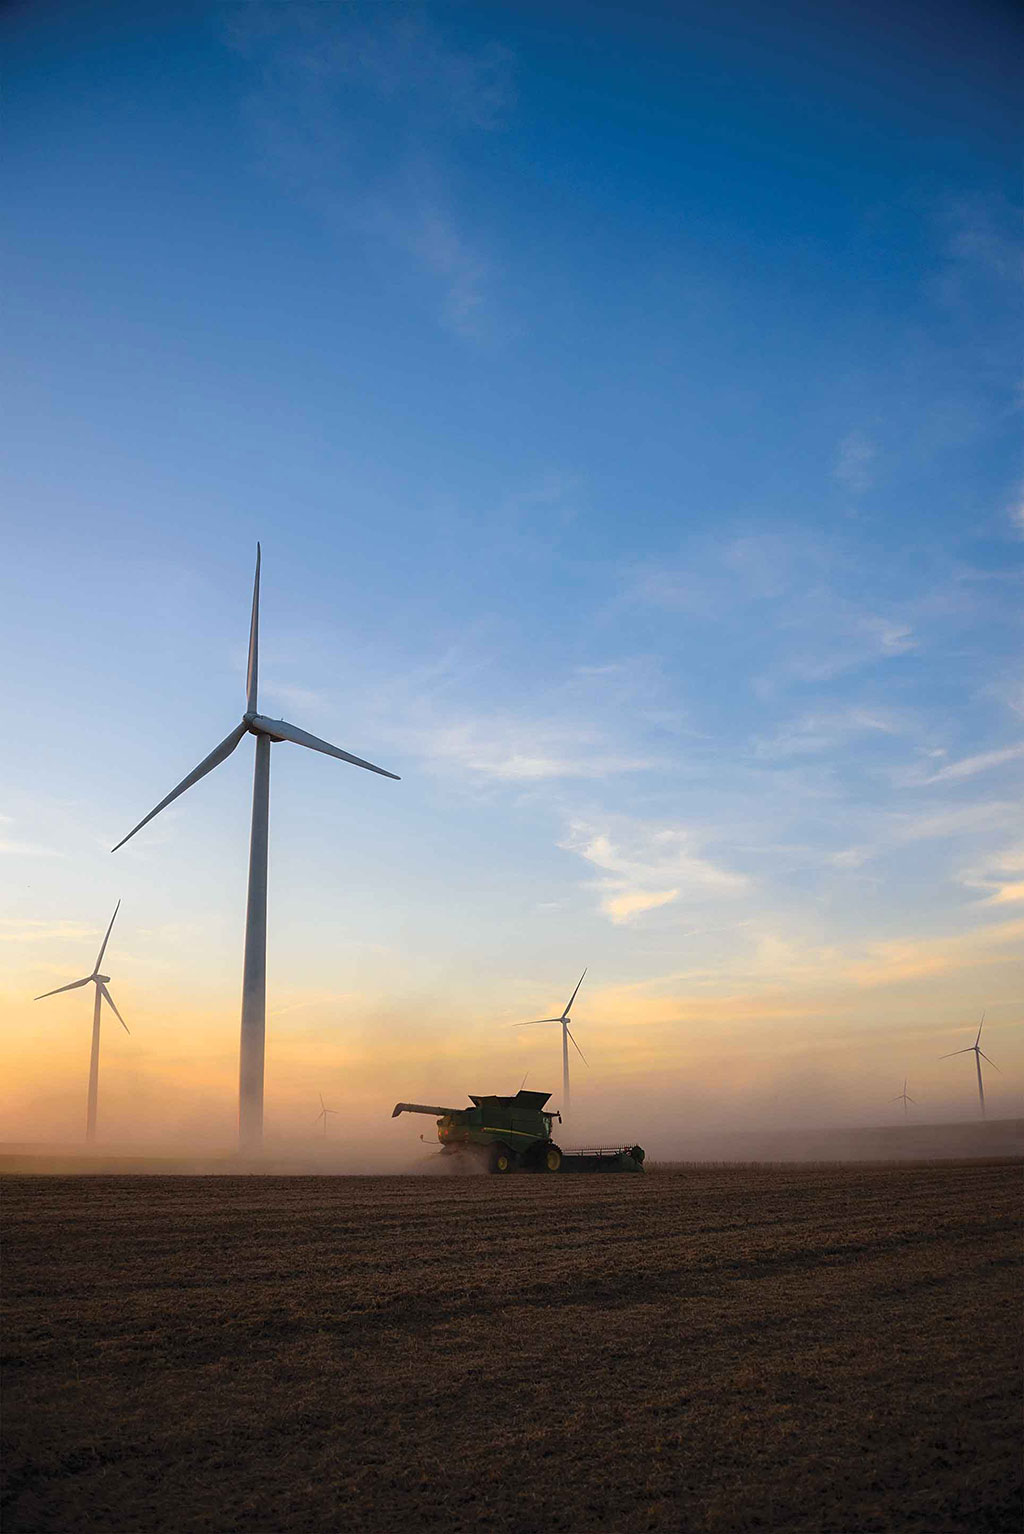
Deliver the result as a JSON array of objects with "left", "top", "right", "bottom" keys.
[{"left": 546, "top": 1149, "right": 561, "bottom": 1171}]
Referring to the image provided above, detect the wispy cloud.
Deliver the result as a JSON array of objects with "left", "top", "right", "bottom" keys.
[
  {"left": 410, "top": 715, "right": 658, "bottom": 781},
  {"left": 754, "top": 707, "right": 901, "bottom": 760},
  {"left": 0, "top": 919, "right": 95, "bottom": 943},
  {"left": 0, "top": 814, "right": 63, "bottom": 859},
  {"left": 841, "top": 913, "right": 1024, "bottom": 988},
  {"left": 1010, "top": 482, "right": 1024, "bottom": 538},
  {"left": 981, "top": 882, "right": 1024, "bottom": 906},
  {"left": 260, "top": 679, "right": 328, "bottom": 714},
  {"left": 774, "top": 608, "right": 916, "bottom": 686},
  {"left": 627, "top": 529, "right": 917, "bottom": 689},
  {"left": 381, "top": 179, "right": 491, "bottom": 334},
  {"left": 223, "top": 5, "right": 515, "bottom": 334},
  {"left": 834, "top": 431, "right": 876, "bottom": 494},
  {"left": 958, "top": 841, "right": 1024, "bottom": 906},
  {"left": 0, "top": 839, "right": 63, "bottom": 858},
  {"left": 901, "top": 742, "right": 1024, "bottom": 787},
  {"left": 602, "top": 888, "right": 680, "bottom": 923},
  {"left": 830, "top": 799, "right": 1018, "bottom": 870},
  {"left": 561, "top": 816, "right": 749, "bottom": 924},
  {"left": 269, "top": 990, "right": 362, "bottom": 1018}
]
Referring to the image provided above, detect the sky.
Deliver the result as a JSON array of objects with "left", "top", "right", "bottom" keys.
[{"left": 1, "top": 0, "right": 1022, "bottom": 1156}]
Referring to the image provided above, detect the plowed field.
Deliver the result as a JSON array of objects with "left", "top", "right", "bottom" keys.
[{"left": 2, "top": 1162, "right": 1020, "bottom": 1533}]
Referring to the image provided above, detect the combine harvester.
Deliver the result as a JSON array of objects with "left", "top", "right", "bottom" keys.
[{"left": 392, "top": 1089, "right": 645, "bottom": 1173}]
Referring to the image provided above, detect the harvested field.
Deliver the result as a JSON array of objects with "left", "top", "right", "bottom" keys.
[{"left": 2, "top": 1161, "right": 1021, "bottom": 1533}]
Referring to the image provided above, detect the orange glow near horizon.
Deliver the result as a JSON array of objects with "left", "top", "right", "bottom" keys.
[{"left": 4, "top": 900, "right": 1021, "bottom": 1159}]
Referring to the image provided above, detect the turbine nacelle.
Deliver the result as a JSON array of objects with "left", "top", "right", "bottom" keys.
[{"left": 244, "top": 714, "right": 285, "bottom": 742}]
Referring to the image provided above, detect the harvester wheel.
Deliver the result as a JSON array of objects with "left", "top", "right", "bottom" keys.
[
  {"left": 540, "top": 1144, "right": 562, "bottom": 1172},
  {"left": 490, "top": 1145, "right": 515, "bottom": 1174}
]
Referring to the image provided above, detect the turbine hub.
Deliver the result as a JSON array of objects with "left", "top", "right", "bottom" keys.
[{"left": 95, "top": 974, "right": 110, "bottom": 984}]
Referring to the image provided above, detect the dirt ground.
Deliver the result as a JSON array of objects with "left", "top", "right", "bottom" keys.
[{"left": 2, "top": 1161, "right": 1020, "bottom": 1533}]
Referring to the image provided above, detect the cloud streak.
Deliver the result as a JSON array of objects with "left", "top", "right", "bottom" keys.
[
  {"left": 224, "top": 4, "right": 514, "bottom": 334},
  {"left": 834, "top": 431, "right": 876, "bottom": 494},
  {"left": 561, "top": 816, "right": 749, "bottom": 924},
  {"left": 399, "top": 707, "right": 662, "bottom": 782},
  {"left": 906, "top": 743, "right": 1024, "bottom": 786}
]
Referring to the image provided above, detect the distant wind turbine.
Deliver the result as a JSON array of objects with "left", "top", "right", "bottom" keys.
[
  {"left": 112, "top": 545, "right": 399, "bottom": 1153},
  {"left": 889, "top": 1078, "right": 916, "bottom": 1120},
  {"left": 516, "top": 969, "right": 588, "bottom": 1112},
  {"left": 940, "top": 1012, "right": 999, "bottom": 1118},
  {"left": 34, "top": 901, "right": 129, "bottom": 1143},
  {"left": 314, "top": 1094, "right": 337, "bottom": 1138}
]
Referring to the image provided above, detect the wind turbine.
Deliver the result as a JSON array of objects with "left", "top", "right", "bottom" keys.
[
  {"left": 889, "top": 1078, "right": 916, "bottom": 1120},
  {"left": 940, "top": 1012, "right": 999, "bottom": 1118},
  {"left": 34, "top": 901, "right": 129, "bottom": 1143},
  {"left": 314, "top": 1094, "right": 337, "bottom": 1138},
  {"left": 516, "top": 969, "right": 588, "bottom": 1113},
  {"left": 112, "top": 545, "right": 399, "bottom": 1153}
]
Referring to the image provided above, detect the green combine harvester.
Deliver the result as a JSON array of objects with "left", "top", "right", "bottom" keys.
[{"left": 391, "top": 1089, "right": 645, "bottom": 1173}]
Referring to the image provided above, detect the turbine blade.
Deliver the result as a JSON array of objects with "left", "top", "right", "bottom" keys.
[
  {"left": 246, "top": 543, "right": 261, "bottom": 715},
  {"left": 566, "top": 1028, "right": 588, "bottom": 1066},
  {"left": 248, "top": 715, "right": 399, "bottom": 780},
  {"left": 978, "top": 1051, "right": 1000, "bottom": 1070},
  {"left": 34, "top": 976, "right": 92, "bottom": 1000},
  {"left": 94, "top": 899, "right": 121, "bottom": 973},
  {"left": 112, "top": 723, "right": 249, "bottom": 852},
  {"left": 975, "top": 1010, "right": 985, "bottom": 1046},
  {"left": 514, "top": 1018, "right": 561, "bottom": 1026},
  {"left": 906, "top": 1095, "right": 917, "bottom": 1103},
  {"left": 100, "top": 983, "right": 129, "bottom": 1034},
  {"left": 939, "top": 1048, "right": 972, "bottom": 1058},
  {"left": 562, "top": 967, "right": 587, "bottom": 1018}
]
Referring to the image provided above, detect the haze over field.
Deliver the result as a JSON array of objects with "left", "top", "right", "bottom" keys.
[{"left": 1, "top": 1, "right": 1021, "bottom": 1154}]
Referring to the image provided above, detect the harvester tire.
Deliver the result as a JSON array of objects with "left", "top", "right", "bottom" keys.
[
  {"left": 540, "top": 1144, "right": 562, "bottom": 1173},
  {"left": 490, "top": 1145, "right": 515, "bottom": 1174}
]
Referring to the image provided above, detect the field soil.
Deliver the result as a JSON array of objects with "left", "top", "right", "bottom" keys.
[{"left": 2, "top": 1162, "right": 1020, "bottom": 1533}]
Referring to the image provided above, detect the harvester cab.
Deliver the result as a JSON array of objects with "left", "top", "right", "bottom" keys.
[{"left": 392, "top": 1090, "right": 645, "bottom": 1173}]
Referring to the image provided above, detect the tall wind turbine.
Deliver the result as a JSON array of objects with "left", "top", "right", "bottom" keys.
[
  {"left": 889, "top": 1078, "right": 916, "bottom": 1120},
  {"left": 35, "top": 901, "right": 129, "bottom": 1143},
  {"left": 314, "top": 1094, "right": 337, "bottom": 1138},
  {"left": 112, "top": 545, "right": 399, "bottom": 1152},
  {"left": 516, "top": 969, "right": 588, "bottom": 1112},
  {"left": 940, "top": 1012, "right": 999, "bottom": 1118}
]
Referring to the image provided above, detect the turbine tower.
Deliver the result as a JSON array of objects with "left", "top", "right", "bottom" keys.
[
  {"left": 112, "top": 545, "right": 398, "bottom": 1153},
  {"left": 889, "top": 1078, "right": 915, "bottom": 1120},
  {"left": 516, "top": 969, "right": 588, "bottom": 1113},
  {"left": 940, "top": 1012, "right": 999, "bottom": 1118},
  {"left": 34, "top": 901, "right": 129, "bottom": 1143},
  {"left": 314, "top": 1094, "right": 337, "bottom": 1138}
]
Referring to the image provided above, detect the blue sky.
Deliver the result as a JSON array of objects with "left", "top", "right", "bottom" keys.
[{"left": 2, "top": 0, "right": 1021, "bottom": 1147}]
